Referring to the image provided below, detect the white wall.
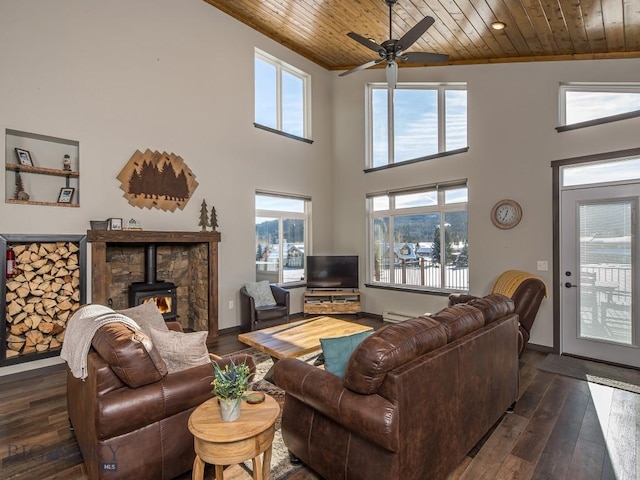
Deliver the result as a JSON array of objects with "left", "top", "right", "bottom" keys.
[
  {"left": 2, "top": 0, "right": 640, "bottom": 376},
  {"left": 332, "top": 58, "right": 640, "bottom": 348},
  {"left": 0, "top": 0, "right": 335, "bottom": 374}
]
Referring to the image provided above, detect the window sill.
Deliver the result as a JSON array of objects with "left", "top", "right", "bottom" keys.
[
  {"left": 364, "top": 147, "right": 469, "bottom": 174},
  {"left": 254, "top": 123, "right": 313, "bottom": 144},
  {"left": 364, "top": 283, "right": 467, "bottom": 296},
  {"left": 556, "top": 109, "right": 640, "bottom": 132}
]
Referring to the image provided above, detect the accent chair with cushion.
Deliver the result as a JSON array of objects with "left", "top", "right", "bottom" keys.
[
  {"left": 240, "top": 281, "right": 290, "bottom": 332},
  {"left": 449, "top": 269, "right": 547, "bottom": 356},
  {"left": 66, "top": 306, "right": 255, "bottom": 480}
]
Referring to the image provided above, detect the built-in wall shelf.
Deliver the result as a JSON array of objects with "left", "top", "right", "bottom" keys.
[
  {"left": 5, "top": 163, "right": 79, "bottom": 178},
  {"left": 4, "top": 129, "right": 80, "bottom": 206},
  {"left": 5, "top": 198, "right": 80, "bottom": 208}
]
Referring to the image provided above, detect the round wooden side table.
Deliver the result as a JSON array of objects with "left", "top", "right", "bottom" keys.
[{"left": 188, "top": 393, "right": 280, "bottom": 480}]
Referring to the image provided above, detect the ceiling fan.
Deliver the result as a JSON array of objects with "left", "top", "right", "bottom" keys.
[{"left": 339, "top": 0, "right": 449, "bottom": 88}]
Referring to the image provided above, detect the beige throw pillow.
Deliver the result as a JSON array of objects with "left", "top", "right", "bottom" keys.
[
  {"left": 118, "top": 302, "right": 168, "bottom": 337},
  {"left": 148, "top": 327, "right": 210, "bottom": 374}
]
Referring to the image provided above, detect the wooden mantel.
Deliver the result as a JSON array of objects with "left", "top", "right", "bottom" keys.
[{"left": 87, "top": 230, "right": 221, "bottom": 342}]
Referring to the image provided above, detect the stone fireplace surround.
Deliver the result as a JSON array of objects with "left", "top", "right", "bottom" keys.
[{"left": 87, "top": 230, "right": 220, "bottom": 343}]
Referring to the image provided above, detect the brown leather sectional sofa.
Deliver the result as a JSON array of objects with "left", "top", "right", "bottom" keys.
[
  {"left": 67, "top": 321, "right": 254, "bottom": 480},
  {"left": 274, "top": 294, "right": 519, "bottom": 480}
]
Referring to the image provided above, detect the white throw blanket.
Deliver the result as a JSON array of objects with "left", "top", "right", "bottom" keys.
[{"left": 60, "top": 304, "right": 140, "bottom": 380}]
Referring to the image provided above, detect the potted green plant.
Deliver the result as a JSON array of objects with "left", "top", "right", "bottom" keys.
[{"left": 211, "top": 360, "right": 253, "bottom": 422}]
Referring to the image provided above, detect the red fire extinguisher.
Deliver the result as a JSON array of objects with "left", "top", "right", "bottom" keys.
[{"left": 6, "top": 248, "right": 15, "bottom": 278}]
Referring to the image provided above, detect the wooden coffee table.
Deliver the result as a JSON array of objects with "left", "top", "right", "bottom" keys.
[
  {"left": 188, "top": 393, "right": 280, "bottom": 480},
  {"left": 237, "top": 316, "right": 373, "bottom": 381}
]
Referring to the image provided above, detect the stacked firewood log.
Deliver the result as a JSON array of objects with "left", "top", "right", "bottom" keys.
[{"left": 5, "top": 242, "right": 81, "bottom": 359}]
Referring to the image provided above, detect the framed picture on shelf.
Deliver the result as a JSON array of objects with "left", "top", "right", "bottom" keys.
[
  {"left": 15, "top": 148, "right": 33, "bottom": 166},
  {"left": 108, "top": 218, "right": 123, "bottom": 230},
  {"left": 57, "top": 187, "right": 75, "bottom": 203}
]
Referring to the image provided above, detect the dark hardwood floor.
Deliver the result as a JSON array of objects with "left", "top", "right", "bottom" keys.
[{"left": 1, "top": 316, "right": 638, "bottom": 480}]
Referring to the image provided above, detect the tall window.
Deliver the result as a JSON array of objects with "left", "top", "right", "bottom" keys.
[
  {"left": 254, "top": 49, "right": 310, "bottom": 139},
  {"left": 255, "top": 192, "right": 310, "bottom": 285},
  {"left": 368, "top": 183, "right": 468, "bottom": 292},
  {"left": 560, "top": 83, "right": 640, "bottom": 126},
  {"left": 368, "top": 83, "right": 467, "bottom": 168}
]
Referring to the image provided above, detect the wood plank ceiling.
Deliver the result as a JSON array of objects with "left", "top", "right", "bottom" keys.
[{"left": 203, "top": 0, "right": 640, "bottom": 71}]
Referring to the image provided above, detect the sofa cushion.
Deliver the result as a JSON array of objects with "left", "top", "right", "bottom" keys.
[
  {"left": 92, "top": 323, "right": 168, "bottom": 388},
  {"left": 149, "top": 327, "right": 210, "bottom": 374},
  {"left": 466, "top": 294, "right": 514, "bottom": 325},
  {"left": 244, "top": 281, "right": 277, "bottom": 307},
  {"left": 344, "top": 317, "right": 447, "bottom": 395},
  {"left": 118, "top": 301, "right": 168, "bottom": 337},
  {"left": 321, "top": 331, "right": 373, "bottom": 377},
  {"left": 428, "top": 305, "right": 485, "bottom": 342}
]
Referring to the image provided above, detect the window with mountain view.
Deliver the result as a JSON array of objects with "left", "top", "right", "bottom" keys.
[
  {"left": 368, "top": 183, "right": 468, "bottom": 292},
  {"left": 368, "top": 83, "right": 467, "bottom": 169},
  {"left": 255, "top": 192, "right": 310, "bottom": 285}
]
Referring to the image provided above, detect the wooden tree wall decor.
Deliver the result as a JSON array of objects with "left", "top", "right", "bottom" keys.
[{"left": 117, "top": 149, "right": 199, "bottom": 212}]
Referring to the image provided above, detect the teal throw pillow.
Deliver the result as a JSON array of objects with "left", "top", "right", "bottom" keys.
[
  {"left": 320, "top": 331, "right": 372, "bottom": 377},
  {"left": 244, "top": 281, "right": 277, "bottom": 307}
]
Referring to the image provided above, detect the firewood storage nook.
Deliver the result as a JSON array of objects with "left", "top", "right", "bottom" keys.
[
  {"left": 1, "top": 234, "right": 87, "bottom": 366},
  {"left": 87, "top": 230, "right": 220, "bottom": 344}
]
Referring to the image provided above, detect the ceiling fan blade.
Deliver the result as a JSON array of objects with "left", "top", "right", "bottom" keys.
[
  {"left": 397, "top": 16, "right": 435, "bottom": 52},
  {"left": 339, "top": 58, "right": 385, "bottom": 77},
  {"left": 347, "top": 32, "right": 385, "bottom": 54},
  {"left": 386, "top": 61, "right": 398, "bottom": 89},
  {"left": 401, "top": 51, "right": 449, "bottom": 63}
]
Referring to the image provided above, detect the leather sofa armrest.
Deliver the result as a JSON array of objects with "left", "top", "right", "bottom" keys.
[
  {"left": 274, "top": 358, "right": 399, "bottom": 452},
  {"left": 270, "top": 285, "right": 290, "bottom": 307},
  {"left": 448, "top": 293, "right": 479, "bottom": 306},
  {"left": 239, "top": 287, "right": 257, "bottom": 331},
  {"left": 98, "top": 362, "right": 216, "bottom": 439}
]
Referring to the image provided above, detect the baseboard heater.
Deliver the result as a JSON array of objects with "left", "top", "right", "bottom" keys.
[{"left": 382, "top": 310, "right": 417, "bottom": 323}]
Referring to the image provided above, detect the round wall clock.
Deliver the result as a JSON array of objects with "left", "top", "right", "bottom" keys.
[{"left": 491, "top": 199, "right": 522, "bottom": 229}]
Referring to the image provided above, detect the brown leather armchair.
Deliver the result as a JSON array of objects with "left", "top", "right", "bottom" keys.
[
  {"left": 240, "top": 284, "right": 290, "bottom": 332},
  {"left": 67, "top": 321, "right": 254, "bottom": 480},
  {"left": 449, "top": 270, "right": 546, "bottom": 356}
]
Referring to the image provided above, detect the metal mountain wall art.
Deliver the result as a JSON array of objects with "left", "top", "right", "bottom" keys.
[{"left": 117, "top": 149, "right": 199, "bottom": 212}]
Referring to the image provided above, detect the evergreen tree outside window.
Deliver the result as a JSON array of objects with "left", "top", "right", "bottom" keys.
[
  {"left": 255, "top": 192, "right": 310, "bottom": 285},
  {"left": 367, "top": 183, "right": 468, "bottom": 292}
]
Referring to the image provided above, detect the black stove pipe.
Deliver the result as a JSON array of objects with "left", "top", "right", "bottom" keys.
[{"left": 145, "top": 244, "right": 158, "bottom": 284}]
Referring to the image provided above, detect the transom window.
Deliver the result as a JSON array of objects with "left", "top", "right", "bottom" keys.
[
  {"left": 254, "top": 49, "right": 311, "bottom": 140},
  {"left": 560, "top": 83, "right": 640, "bottom": 127},
  {"left": 367, "top": 182, "right": 468, "bottom": 292},
  {"left": 255, "top": 192, "right": 310, "bottom": 285},
  {"left": 367, "top": 83, "right": 467, "bottom": 169}
]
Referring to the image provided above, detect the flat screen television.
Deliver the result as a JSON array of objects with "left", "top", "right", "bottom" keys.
[{"left": 306, "top": 255, "right": 359, "bottom": 290}]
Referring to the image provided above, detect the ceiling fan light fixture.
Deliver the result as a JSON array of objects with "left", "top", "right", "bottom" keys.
[
  {"left": 386, "top": 61, "right": 398, "bottom": 89},
  {"left": 491, "top": 21, "right": 506, "bottom": 30}
]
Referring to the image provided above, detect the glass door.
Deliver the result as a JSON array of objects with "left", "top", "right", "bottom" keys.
[{"left": 561, "top": 184, "right": 639, "bottom": 366}]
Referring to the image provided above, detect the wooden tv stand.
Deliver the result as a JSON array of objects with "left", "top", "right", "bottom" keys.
[{"left": 303, "top": 290, "right": 361, "bottom": 316}]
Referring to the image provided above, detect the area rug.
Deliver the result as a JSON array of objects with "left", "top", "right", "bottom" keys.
[
  {"left": 222, "top": 348, "right": 314, "bottom": 480},
  {"left": 537, "top": 353, "right": 640, "bottom": 394}
]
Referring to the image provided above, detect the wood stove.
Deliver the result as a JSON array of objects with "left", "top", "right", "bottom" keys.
[{"left": 128, "top": 244, "right": 178, "bottom": 320}]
